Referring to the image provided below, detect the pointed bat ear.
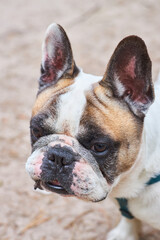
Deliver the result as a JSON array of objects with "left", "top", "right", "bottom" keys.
[
  {"left": 39, "top": 23, "right": 79, "bottom": 89},
  {"left": 101, "top": 36, "right": 154, "bottom": 118}
]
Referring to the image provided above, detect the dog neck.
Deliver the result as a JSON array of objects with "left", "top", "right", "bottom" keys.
[{"left": 110, "top": 75, "right": 160, "bottom": 199}]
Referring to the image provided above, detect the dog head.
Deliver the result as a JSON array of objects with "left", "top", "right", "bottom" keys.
[{"left": 26, "top": 23, "right": 154, "bottom": 202}]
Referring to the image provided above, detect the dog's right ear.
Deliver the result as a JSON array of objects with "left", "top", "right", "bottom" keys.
[
  {"left": 100, "top": 36, "right": 154, "bottom": 118},
  {"left": 39, "top": 23, "right": 78, "bottom": 89}
]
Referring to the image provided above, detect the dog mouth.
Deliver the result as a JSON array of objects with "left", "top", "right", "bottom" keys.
[{"left": 34, "top": 180, "right": 69, "bottom": 195}]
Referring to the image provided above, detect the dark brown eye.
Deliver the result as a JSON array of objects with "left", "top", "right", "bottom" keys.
[
  {"left": 31, "top": 127, "right": 42, "bottom": 140},
  {"left": 91, "top": 143, "right": 107, "bottom": 153}
]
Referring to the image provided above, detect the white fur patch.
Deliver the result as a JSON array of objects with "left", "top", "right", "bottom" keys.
[
  {"left": 110, "top": 73, "right": 160, "bottom": 231},
  {"left": 114, "top": 73, "right": 125, "bottom": 96},
  {"left": 55, "top": 70, "right": 102, "bottom": 135},
  {"left": 107, "top": 217, "right": 139, "bottom": 240},
  {"left": 26, "top": 148, "right": 44, "bottom": 180},
  {"left": 143, "top": 73, "right": 160, "bottom": 172}
]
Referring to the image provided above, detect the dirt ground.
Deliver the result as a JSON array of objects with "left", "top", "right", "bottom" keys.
[{"left": 0, "top": 0, "right": 160, "bottom": 239}]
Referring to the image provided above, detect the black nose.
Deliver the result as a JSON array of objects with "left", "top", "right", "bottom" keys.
[{"left": 47, "top": 145, "right": 75, "bottom": 167}]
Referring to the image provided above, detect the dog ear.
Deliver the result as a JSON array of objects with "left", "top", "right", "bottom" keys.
[
  {"left": 101, "top": 36, "right": 154, "bottom": 118},
  {"left": 39, "top": 23, "right": 78, "bottom": 89}
]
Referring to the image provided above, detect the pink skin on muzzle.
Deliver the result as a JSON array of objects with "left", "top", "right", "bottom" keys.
[
  {"left": 27, "top": 136, "right": 75, "bottom": 180},
  {"left": 34, "top": 152, "right": 44, "bottom": 178},
  {"left": 71, "top": 160, "right": 95, "bottom": 194}
]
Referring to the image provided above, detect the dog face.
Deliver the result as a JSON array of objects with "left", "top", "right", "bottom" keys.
[{"left": 26, "top": 23, "right": 154, "bottom": 202}]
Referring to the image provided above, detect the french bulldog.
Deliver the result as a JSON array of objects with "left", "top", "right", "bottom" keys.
[{"left": 26, "top": 23, "right": 160, "bottom": 240}]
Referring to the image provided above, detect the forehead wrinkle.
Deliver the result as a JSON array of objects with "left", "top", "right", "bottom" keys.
[
  {"left": 86, "top": 88, "right": 110, "bottom": 117},
  {"left": 32, "top": 78, "right": 74, "bottom": 116},
  {"left": 84, "top": 87, "right": 140, "bottom": 142},
  {"left": 87, "top": 84, "right": 129, "bottom": 120}
]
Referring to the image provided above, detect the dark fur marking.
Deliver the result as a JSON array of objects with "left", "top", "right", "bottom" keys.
[
  {"left": 77, "top": 121, "right": 120, "bottom": 184},
  {"left": 30, "top": 113, "right": 56, "bottom": 146}
]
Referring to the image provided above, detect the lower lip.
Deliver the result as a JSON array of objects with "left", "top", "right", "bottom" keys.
[{"left": 42, "top": 181, "right": 69, "bottom": 195}]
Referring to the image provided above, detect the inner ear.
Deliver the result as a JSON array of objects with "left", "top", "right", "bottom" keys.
[
  {"left": 39, "top": 23, "right": 79, "bottom": 89},
  {"left": 101, "top": 35, "right": 154, "bottom": 118}
]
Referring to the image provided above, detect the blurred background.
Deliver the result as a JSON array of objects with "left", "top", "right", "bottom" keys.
[{"left": 0, "top": 0, "right": 160, "bottom": 239}]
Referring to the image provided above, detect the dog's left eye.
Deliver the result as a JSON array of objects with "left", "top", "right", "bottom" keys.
[
  {"left": 91, "top": 143, "right": 107, "bottom": 153},
  {"left": 31, "top": 127, "right": 42, "bottom": 140}
]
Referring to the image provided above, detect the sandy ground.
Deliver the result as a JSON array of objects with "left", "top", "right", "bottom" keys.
[{"left": 0, "top": 0, "right": 160, "bottom": 239}]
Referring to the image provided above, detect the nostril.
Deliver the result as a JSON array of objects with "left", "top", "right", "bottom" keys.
[
  {"left": 48, "top": 152, "right": 55, "bottom": 162},
  {"left": 58, "top": 157, "right": 66, "bottom": 166},
  {"left": 62, "top": 157, "right": 73, "bottom": 166},
  {"left": 62, "top": 158, "right": 67, "bottom": 165},
  {"left": 61, "top": 158, "right": 65, "bottom": 165},
  {"left": 47, "top": 147, "right": 56, "bottom": 162}
]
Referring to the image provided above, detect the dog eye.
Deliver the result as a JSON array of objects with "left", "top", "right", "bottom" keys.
[
  {"left": 91, "top": 143, "right": 107, "bottom": 153},
  {"left": 31, "top": 127, "right": 42, "bottom": 140}
]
